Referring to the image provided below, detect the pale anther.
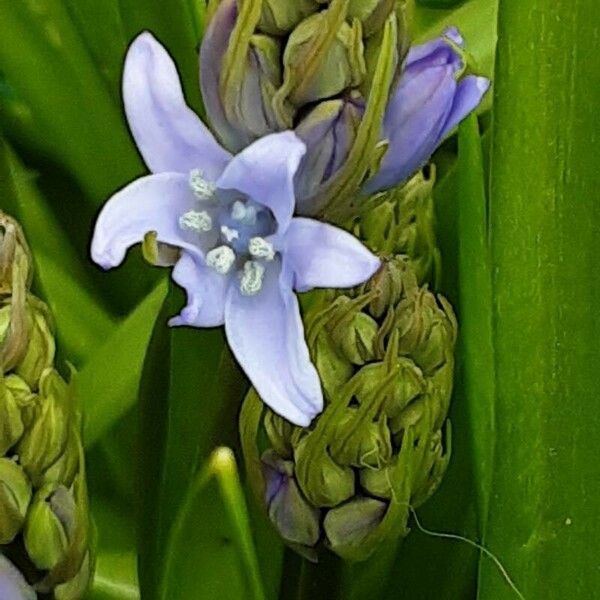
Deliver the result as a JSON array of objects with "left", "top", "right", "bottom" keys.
[
  {"left": 179, "top": 210, "right": 213, "bottom": 233},
  {"left": 206, "top": 245, "right": 236, "bottom": 275},
  {"left": 189, "top": 169, "right": 217, "bottom": 201},
  {"left": 231, "top": 201, "right": 257, "bottom": 225},
  {"left": 240, "top": 261, "right": 266, "bottom": 296},
  {"left": 221, "top": 225, "right": 240, "bottom": 243},
  {"left": 248, "top": 237, "right": 275, "bottom": 261}
]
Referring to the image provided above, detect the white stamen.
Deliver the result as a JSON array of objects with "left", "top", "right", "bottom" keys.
[
  {"left": 248, "top": 237, "right": 275, "bottom": 261},
  {"left": 206, "top": 245, "right": 236, "bottom": 275},
  {"left": 240, "top": 261, "right": 265, "bottom": 296},
  {"left": 179, "top": 210, "right": 213, "bottom": 233},
  {"left": 231, "top": 201, "right": 257, "bottom": 225},
  {"left": 221, "top": 225, "right": 240, "bottom": 243},
  {"left": 189, "top": 169, "right": 217, "bottom": 201}
]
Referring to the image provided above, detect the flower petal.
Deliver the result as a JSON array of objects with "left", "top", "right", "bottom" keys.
[
  {"left": 364, "top": 64, "right": 456, "bottom": 193},
  {"left": 91, "top": 173, "right": 206, "bottom": 270},
  {"left": 0, "top": 555, "right": 36, "bottom": 600},
  {"left": 284, "top": 218, "right": 381, "bottom": 292},
  {"left": 439, "top": 75, "right": 491, "bottom": 139},
  {"left": 169, "top": 252, "right": 229, "bottom": 327},
  {"left": 124, "top": 32, "right": 231, "bottom": 178},
  {"left": 216, "top": 132, "right": 306, "bottom": 233},
  {"left": 224, "top": 260, "right": 322, "bottom": 426}
]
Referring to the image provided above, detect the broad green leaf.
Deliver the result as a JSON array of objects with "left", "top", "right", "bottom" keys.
[
  {"left": 0, "top": 0, "right": 142, "bottom": 205},
  {"left": 79, "top": 279, "right": 169, "bottom": 447},
  {"left": 0, "top": 137, "right": 115, "bottom": 363},
  {"left": 87, "top": 496, "right": 140, "bottom": 600},
  {"left": 62, "top": 0, "right": 129, "bottom": 99},
  {"left": 161, "top": 448, "right": 266, "bottom": 600},
  {"left": 479, "top": 0, "right": 600, "bottom": 598},
  {"left": 457, "top": 115, "right": 495, "bottom": 528}
]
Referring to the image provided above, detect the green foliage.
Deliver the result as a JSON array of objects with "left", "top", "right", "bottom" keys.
[{"left": 0, "top": 0, "right": 597, "bottom": 598}]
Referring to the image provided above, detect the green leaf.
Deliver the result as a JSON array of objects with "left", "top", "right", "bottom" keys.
[
  {"left": 457, "top": 115, "right": 495, "bottom": 529},
  {"left": 87, "top": 495, "right": 140, "bottom": 600},
  {"left": 78, "top": 279, "right": 169, "bottom": 448},
  {"left": 479, "top": 0, "right": 600, "bottom": 598},
  {"left": 161, "top": 448, "right": 266, "bottom": 600},
  {"left": 0, "top": 0, "right": 142, "bottom": 205},
  {"left": 0, "top": 137, "right": 115, "bottom": 363}
]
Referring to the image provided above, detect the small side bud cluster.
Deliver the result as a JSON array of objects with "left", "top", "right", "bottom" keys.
[
  {"left": 357, "top": 166, "right": 441, "bottom": 285},
  {"left": 0, "top": 213, "right": 91, "bottom": 599},
  {"left": 241, "top": 254, "right": 456, "bottom": 561}
]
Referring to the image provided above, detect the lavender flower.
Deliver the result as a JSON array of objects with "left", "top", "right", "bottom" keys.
[
  {"left": 364, "top": 28, "right": 491, "bottom": 194},
  {"left": 0, "top": 555, "right": 35, "bottom": 600},
  {"left": 90, "top": 34, "right": 381, "bottom": 427}
]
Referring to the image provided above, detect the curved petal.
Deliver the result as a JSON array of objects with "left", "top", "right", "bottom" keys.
[
  {"left": 124, "top": 32, "right": 231, "bottom": 178},
  {"left": 224, "top": 260, "right": 322, "bottom": 426},
  {"left": 91, "top": 173, "right": 205, "bottom": 270},
  {"left": 405, "top": 27, "right": 464, "bottom": 69},
  {"left": 169, "top": 252, "right": 229, "bottom": 328},
  {"left": 284, "top": 218, "right": 381, "bottom": 293},
  {"left": 0, "top": 555, "right": 36, "bottom": 600},
  {"left": 364, "top": 65, "right": 456, "bottom": 194},
  {"left": 216, "top": 132, "right": 306, "bottom": 233},
  {"left": 439, "top": 75, "right": 490, "bottom": 139}
]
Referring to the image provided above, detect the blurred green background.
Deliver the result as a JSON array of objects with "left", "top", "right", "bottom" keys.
[{"left": 1, "top": 0, "right": 598, "bottom": 598}]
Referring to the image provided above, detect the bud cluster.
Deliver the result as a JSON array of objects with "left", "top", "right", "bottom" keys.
[
  {"left": 0, "top": 213, "right": 91, "bottom": 599},
  {"left": 241, "top": 202, "right": 456, "bottom": 562},
  {"left": 202, "top": 0, "right": 413, "bottom": 218}
]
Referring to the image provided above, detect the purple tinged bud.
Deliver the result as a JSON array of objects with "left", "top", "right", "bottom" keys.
[
  {"left": 364, "top": 28, "right": 490, "bottom": 194},
  {"left": 262, "top": 450, "right": 320, "bottom": 547},
  {"left": 294, "top": 96, "right": 364, "bottom": 214},
  {"left": 0, "top": 555, "right": 35, "bottom": 600}
]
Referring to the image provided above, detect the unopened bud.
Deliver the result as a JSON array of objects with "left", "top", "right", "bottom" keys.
[
  {"left": 258, "top": 0, "right": 318, "bottom": 35},
  {"left": 0, "top": 457, "right": 32, "bottom": 544},
  {"left": 17, "top": 369, "right": 70, "bottom": 485},
  {"left": 262, "top": 450, "right": 320, "bottom": 547},
  {"left": 0, "top": 377, "right": 25, "bottom": 454},
  {"left": 24, "top": 484, "right": 75, "bottom": 571}
]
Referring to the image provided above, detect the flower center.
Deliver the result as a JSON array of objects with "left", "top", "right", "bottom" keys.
[{"left": 181, "top": 171, "right": 278, "bottom": 296}]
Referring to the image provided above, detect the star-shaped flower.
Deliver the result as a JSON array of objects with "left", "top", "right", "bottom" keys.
[{"left": 91, "top": 33, "right": 381, "bottom": 426}]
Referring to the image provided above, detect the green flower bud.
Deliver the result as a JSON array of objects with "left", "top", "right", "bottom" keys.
[
  {"left": 358, "top": 167, "right": 440, "bottom": 285},
  {"left": 54, "top": 551, "right": 92, "bottom": 600},
  {"left": 4, "top": 374, "right": 37, "bottom": 428},
  {"left": 258, "top": 0, "right": 319, "bottom": 35},
  {"left": 16, "top": 369, "right": 70, "bottom": 486},
  {"left": 0, "top": 457, "right": 32, "bottom": 544},
  {"left": 0, "top": 377, "right": 25, "bottom": 454},
  {"left": 323, "top": 496, "right": 386, "bottom": 559},
  {"left": 24, "top": 483, "right": 74, "bottom": 571},
  {"left": 273, "top": 1, "right": 366, "bottom": 121},
  {"left": 15, "top": 297, "right": 56, "bottom": 389},
  {"left": 241, "top": 257, "right": 455, "bottom": 560}
]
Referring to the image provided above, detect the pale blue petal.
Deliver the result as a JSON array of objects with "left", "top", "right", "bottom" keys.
[
  {"left": 224, "top": 260, "right": 322, "bottom": 426},
  {"left": 91, "top": 173, "right": 205, "bottom": 270},
  {"left": 364, "top": 65, "right": 456, "bottom": 194},
  {"left": 169, "top": 252, "right": 229, "bottom": 327},
  {"left": 439, "top": 76, "right": 491, "bottom": 139},
  {"left": 216, "top": 132, "right": 306, "bottom": 233},
  {"left": 124, "top": 32, "right": 231, "bottom": 178},
  {"left": 0, "top": 556, "right": 36, "bottom": 600},
  {"left": 284, "top": 218, "right": 381, "bottom": 293}
]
